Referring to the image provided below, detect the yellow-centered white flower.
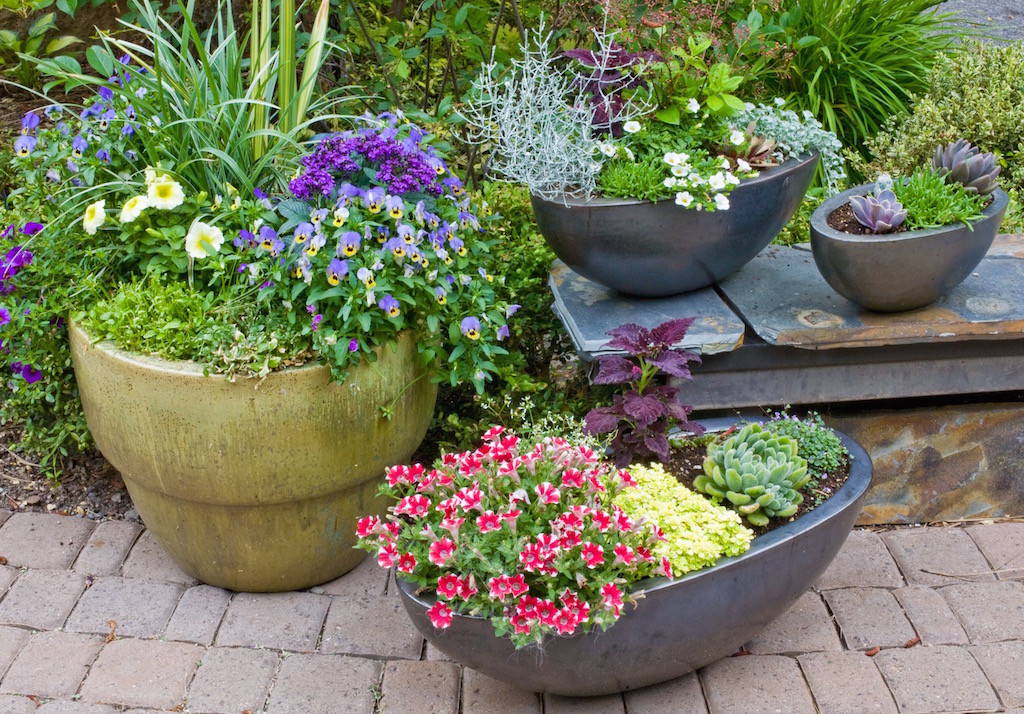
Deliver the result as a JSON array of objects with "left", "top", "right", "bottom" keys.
[
  {"left": 148, "top": 177, "right": 185, "bottom": 210},
  {"left": 598, "top": 143, "right": 616, "bottom": 158},
  {"left": 714, "top": 193, "right": 731, "bottom": 210},
  {"left": 82, "top": 200, "right": 106, "bottom": 235},
  {"left": 729, "top": 130, "right": 746, "bottom": 146},
  {"left": 144, "top": 167, "right": 158, "bottom": 186},
  {"left": 184, "top": 221, "right": 224, "bottom": 259},
  {"left": 120, "top": 196, "right": 148, "bottom": 223},
  {"left": 736, "top": 158, "right": 752, "bottom": 173},
  {"left": 708, "top": 172, "right": 727, "bottom": 191},
  {"left": 623, "top": 120, "right": 642, "bottom": 134},
  {"left": 675, "top": 191, "right": 694, "bottom": 208}
]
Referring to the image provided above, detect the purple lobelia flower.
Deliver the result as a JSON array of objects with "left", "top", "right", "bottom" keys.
[{"left": 21, "top": 364, "right": 41, "bottom": 384}]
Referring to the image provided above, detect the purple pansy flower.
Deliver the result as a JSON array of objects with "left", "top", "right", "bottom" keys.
[
  {"left": 20, "top": 112, "right": 40, "bottom": 135},
  {"left": 327, "top": 258, "right": 348, "bottom": 285},
  {"left": 0, "top": 308, "right": 10, "bottom": 326},
  {"left": 21, "top": 223, "right": 43, "bottom": 236},
  {"left": 460, "top": 316, "right": 481, "bottom": 340},
  {"left": 378, "top": 294, "right": 400, "bottom": 318},
  {"left": 96, "top": 149, "right": 111, "bottom": 164},
  {"left": 71, "top": 135, "right": 88, "bottom": 159},
  {"left": 336, "top": 230, "right": 360, "bottom": 257},
  {"left": 13, "top": 135, "right": 36, "bottom": 157}
]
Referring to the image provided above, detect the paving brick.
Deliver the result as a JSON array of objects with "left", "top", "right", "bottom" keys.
[
  {"left": 622, "top": 673, "right": 707, "bottom": 714},
  {"left": 314, "top": 554, "right": 388, "bottom": 597},
  {"left": 940, "top": 581, "right": 1024, "bottom": 643},
  {"left": 881, "top": 527, "right": 995, "bottom": 586},
  {"left": 798, "top": 651, "right": 897, "bottom": 713},
  {"left": 816, "top": 530, "right": 905, "bottom": 590},
  {"left": 186, "top": 647, "right": 279, "bottom": 714},
  {"left": 320, "top": 593, "right": 423, "bottom": 658},
  {"left": 33, "top": 700, "right": 119, "bottom": 713},
  {"left": 0, "top": 513, "right": 94, "bottom": 569},
  {"left": 0, "top": 694, "right": 37, "bottom": 713},
  {"left": 893, "top": 586, "right": 968, "bottom": 646},
  {"left": 971, "top": 641, "right": 1024, "bottom": 710},
  {"left": 0, "top": 626, "right": 29, "bottom": 679},
  {"left": 0, "top": 565, "right": 18, "bottom": 596},
  {"left": 380, "top": 660, "right": 460, "bottom": 714},
  {"left": 0, "top": 569, "right": 86, "bottom": 630},
  {"left": 746, "top": 591, "right": 841, "bottom": 654},
  {"left": 968, "top": 522, "right": 1024, "bottom": 580},
  {"left": 0, "top": 512, "right": 9, "bottom": 527},
  {"left": 65, "top": 576, "right": 184, "bottom": 639},
  {"left": 543, "top": 693, "right": 625, "bottom": 713},
  {"left": 0, "top": 631, "right": 104, "bottom": 698},
  {"left": 823, "top": 588, "right": 917, "bottom": 650},
  {"left": 425, "top": 643, "right": 453, "bottom": 661},
  {"left": 79, "top": 639, "right": 202, "bottom": 711},
  {"left": 700, "top": 655, "right": 816, "bottom": 714},
  {"left": 72, "top": 521, "right": 142, "bottom": 576},
  {"left": 163, "top": 585, "right": 231, "bottom": 646},
  {"left": 462, "top": 668, "right": 541, "bottom": 714},
  {"left": 216, "top": 592, "right": 330, "bottom": 653},
  {"left": 121, "top": 530, "right": 198, "bottom": 586},
  {"left": 874, "top": 645, "right": 1001, "bottom": 714},
  {"left": 265, "top": 653, "right": 381, "bottom": 713}
]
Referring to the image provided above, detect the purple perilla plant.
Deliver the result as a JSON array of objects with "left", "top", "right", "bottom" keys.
[
  {"left": 563, "top": 40, "right": 660, "bottom": 134},
  {"left": 849, "top": 180, "right": 907, "bottom": 234},
  {"left": 584, "top": 318, "right": 705, "bottom": 466}
]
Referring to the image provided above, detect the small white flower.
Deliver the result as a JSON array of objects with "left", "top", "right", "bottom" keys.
[
  {"left": 671, "top": 165, "right": 688, "bottom": 177},
  {"left": 623, "top": 146, "right": 635, "bottom": 161},
  {"left": 675, "top": 191, "right": 694, "bottom": 208},
  {"left": 599, "top": 143, "right": 616, "bottom": 158},
  {"left": 184, "top": 220, "right": 224, "bottom": 259},
  {"left": 774, "top": 97, "right": 786, "bottom": 107},
  {"left": 144, "top": 167, "right": 158, "bottom": 186},
  {"left": 687, "top": 98, "right": 700, "bottom": 113},
  {"left": 623, "top": 120, "right": 642, "bottom": 134},
  {"left": 721, "top": 156, "right": 732, "bottom": 169},
  {"left": 725, "top": 172, "right": 740, "bottom": 186},
  {"left": 714, "top": 193, "right": 731, "bottom": 210},
  {"left": 663, "top": 177, "right": 677, "bottom": 188},
  {"left": 708, "top": 172, "right": 727, "bottom": 191},
  {"left": 148, "top": 177, "right": 185, "bottom": 210},
  {"left": 663, "top": 152, "right": 678, "bottom": 165},
  {"left": 736, "top": 158, "right": 752, "bottom": 173},
  {"left": 366, "top": 290, "right": 376, "bottom": 306},
  {"left": 119, "top": 195, "right": 148, "bottom": 223},
  {"left": 729, "top": 130, "right": 745, "bottom": 146},
  {"left": 689, "top": 172, "right": 704, "bottom": 185},
  {"left": 82, "top": 200, "right": 105, "bottom": 235}
]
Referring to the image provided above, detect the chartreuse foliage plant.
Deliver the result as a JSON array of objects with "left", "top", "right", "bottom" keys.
[{"left": 614, "top": 463, "right": 752, "bottom": 574}]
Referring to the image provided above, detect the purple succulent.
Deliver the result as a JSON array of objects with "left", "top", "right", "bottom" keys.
[{"left": 849, "top": 189, "right": 907, "bottom": 234}]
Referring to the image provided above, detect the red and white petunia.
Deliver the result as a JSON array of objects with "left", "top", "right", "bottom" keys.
[
  {"left": 617, "top": 469, "right": 638, "bottom": 488},
  {"left": 355, "top": 515, "right": 381, "bottom": 539},
  {"left": 560, "top": 589, "right": 591, "bottom": 623},
  {"left": 656, "top": 556, "right": 674, "bottom": 580},
  {"left": 457, "top": 575, "right": 478, "bottom": 599},
  {"left": 383, "top": 521, "right": 401, "bottom": 539},
  {"left": 457, "top": 484, "right": 483, "bottom": 511},
  {"left": 488, "top": 574, "right": 513, "bottom": 600},
  {"left": 580, "top": 541, "right": 605, "bottom": 568},
  {"left": 482, "top": 425, "right": 505, "bottom": 442},
  {"left": 440, "top": 516, "right": 465, "bottom": 538},
  {"left": 519, "top": 542, "right": 544, "bottom": 572},
  {"left": 437, "top": 574, "right": 462, "bottom": 600},
  {"left": 613, "top": 506, "right": 634, "bottom": 532},
  {"left": 458, "top": 456, "right": 484, "bottom": 477},
  {"left": 613, "top": 543, "right": 636, "bottom": 567},
  {"left": 396, "top": 552, "right": 416, "bottom": 574},
  {"left": 559, "top": 530, "right": 582, "bottom": 549},
  {"left": 601, "top": 583, "right": 624, "bottom": 615},
  {"left": 435, "top": 498, "right": 461, "bottom": 518},
  {"left": 553, "top": 606, "right": 580, "bottom": 635},
  {"left": 534, "top": 599, "right": 559, "bottom": 626},
  {"left": 377, "top": 542, "right": 398, "bottom": 568},
  {"left": 636, "top": 546, "right": 656, "bottom": 563},
  {"left": 507, "top": 573, "right": 529, "bottom": 598},
  {"left": 428, "top": 601, "right": 454, "bottom": 629},
  {"left": 561, "top": 468, "right": 585, "bottom": 489},
  {"left": 535, "top": 482, "right": 561, "bottom": 505},
  {"left": 509, "top": 613, "right": 531, "bottom": 635},
  {"left": 502, "top": 508, "right": 522, "bottom": 525},
  {"left": 591, "top": 510, "right": 613, "bottom": 532},
  {"left": 386, "top": 464, "right": 411, "bottom": 487},
  {"left": 500, "top": 435, "right": 520, "bottom": 451},
  {"left": 428, "top": 537, "right": 456, "bottom": 566},
  {"left": 556, "top": 511, "right": 584, "bottom": 531},
  {"left": 586, "top": 471, "right": 607, "bottom": 494},
  {"left": 394, "top": 494, "right": 431, "bottom": 517},
  {"left": 577, "top": 445, "right": 599, "bottom": 463},
  {"left": 476, "top": 510, "right": 502, "bottom": 533},
  {"left": 535, "top": 533, "right": 561, "bottom": 558}
]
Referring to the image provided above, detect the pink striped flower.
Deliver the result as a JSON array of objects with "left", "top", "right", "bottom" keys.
[
  {"left": 476, "top": 510, "right": 501, "bottom": 533},
  {"left": 428, "top": 601, "right": 453, "bottom": 629},
  {"left": 396, "top": 552, "right": 416, "bottom": 574},
  {"left": 428, "top": 537, "right": 456, "bottom": 566},
  {"left": 534, "top": 481, "right": 560, "bottom": 505},
  {"left": 581, "top": 542, "right": 605, "bottom": 568}
]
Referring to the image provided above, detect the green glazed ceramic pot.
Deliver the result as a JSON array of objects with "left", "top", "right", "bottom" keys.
[{"left": 70, "top": 321, "right": 437, "bottom": 592}]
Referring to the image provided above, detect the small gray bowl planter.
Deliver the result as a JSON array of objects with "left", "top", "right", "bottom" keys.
[
  {"left": 530, "top": 153, "right": 819, "bottom": 297},
  {"left": 810, "top": 184, "right": 1009, "bottom": 312},
  {"left": 396, "top": 420, "right": 871, "bottom": 697}
]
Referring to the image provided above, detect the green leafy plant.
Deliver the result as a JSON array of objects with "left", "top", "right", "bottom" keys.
[
  {"left": 695, "top": 423, "right": 810, "bottom": 527},
  {"left": 766, "top": 410, "right": 848, "bottom": 477},
  {"left": 892, "top": 169, "right": 987, "bottom": 230},
  {"left": 0, "top": 10, "right": 80, "bottom": 86},
  {"left": 649, "top": 35, "right": 746, "bottom": 124}
]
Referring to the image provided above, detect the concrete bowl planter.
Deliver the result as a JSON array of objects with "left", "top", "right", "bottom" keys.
[
  {"left": 70, "top": 321, "right": 437, "bottom": 592},
  {"left": 530, "top": 153, "right": 819, "bottom": 297},
  {"left": 396, "top": 421, "right": 871, "bottom": 696},
  {"left": 810, "top": 185, "right": 1009, "bottom": 312}
]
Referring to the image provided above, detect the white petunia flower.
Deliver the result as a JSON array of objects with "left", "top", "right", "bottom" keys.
[
  {"left": 714, "top": 193, "right": 731, "bottom": 210},
  {"left": 675, "top": 191, "right": 694, "bottom": 208},
  {"left": 720, "top": 157, "right": 732, "bottom": 169},
  {"left": 708, "top": 173, "right": 727, "bottom": 191},
  {"left": 623, "top": 120, "right": 642, "bottom": 134},
  {"left": 729, "top": 130, "right": 745, "bottom": 146},
  {"left": 185, "top": 220, "right": 224, "bottom": 259},
  {"left": 663, "top": 177, "right": 677, "bottom": 188},
  {"left": 148, "top": 176, "right": 185, "bottom": 210},
  {"left": 725, "top": 172, "right": 740, "bottom": 186},
  {"left": 623, "top": 146, "right": 635, "bottom": 161},
  {"left": 736, "top": 158, "right": 752, "bottom": 173},
  {"left": 671, "top": 165, "right": 688, "bottom": 177},
  {"left": 689, "top": 172, "right": 704, "bottom": 185},
  {"left": 82, "top": 200, "right": 105, "bottom": 235},
  {"left": 599, "top": 143, "right": 616, "bottom": 158},
  {"left": 120, "top": 195, "right": 148, "bottom": 223},
  {"left": 687, "top": 98, "right": 700, "bottom": 113},
  {"left": 144, "top": 167, "right": 157, "bottom": 186},
  {"left": 663, "top": 152, "right": 678, "bottom": 165}
]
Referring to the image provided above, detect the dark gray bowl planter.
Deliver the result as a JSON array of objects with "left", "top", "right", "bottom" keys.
[
  {"left": 396, "top": 420, "right": 871, "bottom": 696},
  {"left": 810, "top": 184, "right": 1009, "bottom": 312},
  {"left": 530, "top": 153, "right": 819, "bottom": 297}
]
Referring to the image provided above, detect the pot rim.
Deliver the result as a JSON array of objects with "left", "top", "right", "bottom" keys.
[
  {"left": 532, "top": 152, "right": 820, "bottom": 208},
  {"left": 811, "top": 183, "right": 1010, "bottom": 245},
  {"left": 398, "top": 415, "right": 871, "bottom": 613}
]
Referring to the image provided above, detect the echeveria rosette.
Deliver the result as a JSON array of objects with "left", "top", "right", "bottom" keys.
[
  {"left": 585, "top": 318, "right": 705, "bottom": 466},
  {"left": 354, "top": 427, "right": 671, "bottom": 648},
  {"left": 849, "top": 189, "right": 907, "bottom": 234},
  {"left": 931, "top": 139, "right": 1002, "bottom": 196}
]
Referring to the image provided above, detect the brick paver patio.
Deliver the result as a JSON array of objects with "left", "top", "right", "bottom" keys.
[{"left": 0, "top": 512, "right": 1019, "bottom": 712}]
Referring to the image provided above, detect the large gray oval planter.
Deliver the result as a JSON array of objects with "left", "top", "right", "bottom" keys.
[
  {"left": 810, "top": 185, "right": 1009, "bottom": 312},
  {"left": 396, "top": 420, "right": 871, "bottom": 696},
  {"left": 531, "top": 153, "right": 819, "bottom": 297}
]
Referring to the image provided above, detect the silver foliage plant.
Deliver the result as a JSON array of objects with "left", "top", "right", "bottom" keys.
[{"left": 734, "top": 102, "right": 847, "bottom": 195}]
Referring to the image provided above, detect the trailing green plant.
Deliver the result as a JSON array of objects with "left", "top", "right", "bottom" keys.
[
  {"left": 891, "top": 170, "right": 987, "bottom": 230},
  {"left": 695, "top": 423, "right": 810, "bottom": 527},
  {"left": 614, "top": 463, "right": 752, "bottom": 575},
  {"left": 766, "top": 410, "right": 848, "bottom": 478}
]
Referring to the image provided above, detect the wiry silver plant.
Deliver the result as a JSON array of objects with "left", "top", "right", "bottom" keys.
[{"left": 461, "top": 23, "right": 600, "bottom": 200}]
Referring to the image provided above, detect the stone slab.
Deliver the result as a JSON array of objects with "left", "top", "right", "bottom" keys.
[
  {"left": 65, "top": 576, "right": 184, "bottom": 639},
  {"left": 823, "top": 588, "right": 917, "bottom": 650},
  {"left": 549, "top": 260, "right": 745, "bottom": 358},
  {"left": 881, "top": 527, "right": 995, "bottom": 585},
  {"left": 719, "top": 242, "right": 1024, "bottom": 349},
  {"left": 462, "top": 668, "right": 542, "bottom": 714},
  {"left": 0, "top": 566, "right": 18, "bottom": 597},
  {"left": 80, "top": 639, "right": 202, "bottom": 711},
  {"left": 186, "top": 647, "right": 279, "bottom": 714},
  {"left": 622, "top": 673, "right": 707, "bottom": 714},
  {"left": 0, "top": 513, "right": 94, "bottom": 569},
  {"left": 798, "top": 651, "right": 897, "bottom": 714},
  {"left": 72, "top": 521, "right": 142, "bottom": 576},
  {"left": 970, "top": 641, "right": 1024, "bottom": 710},
  {"left": 543, "top": 693, "right": 626, "bottom": 713},
  {"left": 874, "top": 645, "right": 1001, "bottom": 714},
  {"left": 265, "top": 654, "right": 381, "bottom": 714},
  {"left": 162, "top": 584, "right": 231, "bottom": 646},
  {"left": 121, "top": 530, "right": 199, "bottom": 586},
  {"left": 968, "top": 521, "right": 1024, "bottom": 579},
  {"left": 320, "top": 593, "right": 423, "bottom": 659},
  {"left": 0, "top": 631, "right": 104, "bottom": 698},
  {"left": 380, "top": 660, "right": 460, "bottom": 714},
  {"left": 35, "top": 703, "right": 120, "bottom": 713},
  {"left": 893, "top": 586, "right": 969, "bottom": 646},
  {"left": 0, "top": 569, "right": 87, "bottom": 630},
  {"left": 745, "top": 591, "right": 841, "bottom": 654},
  {"left": 700, "top": 655, "right": 816, "bottom": 714},
  {"left": 0, "top": 694, "right": 38, "bottom": 713},
  {"left": 314, "top": 554, "right": 388, "bottom": 598},
  {"left": 0, "top": 626, "right": 31, "bottom": 678},
  {"left": 215, "top": 592, "right": 330, "bottom": 653},
  {"left": 815, "top": 530, "right": 905, "bottom": 590},
  {"left": 940, "top": 581, "right": 1024, "bottom": 642}
]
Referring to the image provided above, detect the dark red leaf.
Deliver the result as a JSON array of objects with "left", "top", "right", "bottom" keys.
[
  {"left": 605, "top": 323, "right": 647, "bottom": 354},
  {"left": 651, "top": 317, "right": 696, "bottom": 345},
  {"left": 585, "top": 406, "right": 622, "bottom": 435},
  {"left": 644, "top": 432, "right": 671, "bottom": 462},
  {"left": 650, "top": 349, "right": 700, "bottom": 380},
  {"left": 622, "top": 392, "right": 665, "bottom": 427},
  {"left": 593, "top": 355, "right": 640, "bottom": 385}
]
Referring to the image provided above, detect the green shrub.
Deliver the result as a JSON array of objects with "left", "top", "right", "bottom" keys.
[
  {"left": 615, "top": 463, "right": 753, "bottom": 575},
  {"left": 767, "top": 411, "right": 848, "bottom": 477}
]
